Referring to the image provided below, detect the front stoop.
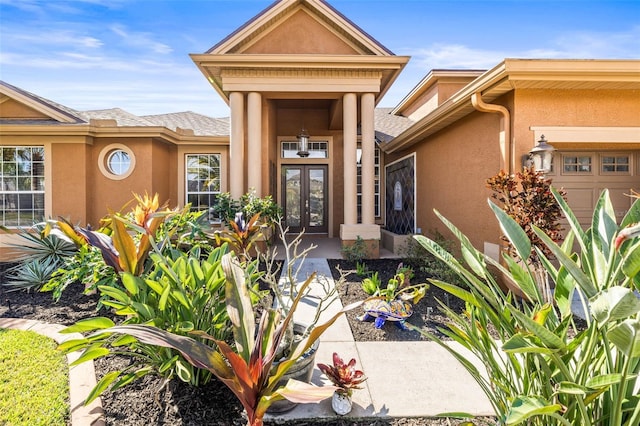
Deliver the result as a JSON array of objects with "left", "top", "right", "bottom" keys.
[{"left": 0, "top": 318, "right": 105, "bottom": 426}]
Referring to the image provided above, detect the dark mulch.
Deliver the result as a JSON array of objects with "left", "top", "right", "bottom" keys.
[
  {"left": 0, "top": 261, "right": 487, "bottom": 426},
  {"left": 328, "top": 258, "right": 465, "bottom": 342}
]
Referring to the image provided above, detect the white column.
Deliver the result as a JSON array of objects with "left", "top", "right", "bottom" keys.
[
  {"left": 361, "top": 92, "right": 375, "bottom": 225},
  {"left": 229, "top": 92, "right": 245, "bottom": 199},
  {"left": 343, "top": 92, "right": 358, "bottom": 225},
  {"left": 247, "top": 92, "right": 262, "bottom": 196}
]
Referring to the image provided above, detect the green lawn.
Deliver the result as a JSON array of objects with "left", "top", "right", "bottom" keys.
[{"left": 0, "top": 329, "right": 69, "bottom": 426}]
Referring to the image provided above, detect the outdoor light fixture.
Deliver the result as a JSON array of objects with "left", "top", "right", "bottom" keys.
[
  {"left": 297, "top": 128, "right": 310, "bottom": 157},
  {"left": 524, "top": 134, "right": 556, "bottom": 173}
]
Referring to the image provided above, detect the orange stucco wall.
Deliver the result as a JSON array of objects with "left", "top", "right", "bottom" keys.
[
  {"left": 88, "top": 138, "right": 157, "bottom": 225},
  {"left": 51, "top": 143, "right": 89, "bottom": 223},
  {"left": 0, "top": 98, "right": 50, "bottom": 119},
  {"left": 151, "top": 141, "right": 177, "bottom": 208},
  {"left": 512, "top": 89, "right": 640, "bottom": 158},
  {"left": 385, "top": 87, "right": 640, "bottom": 254},
  {"left": 388, "top": 110, "right": 503, "bottom": 251}
]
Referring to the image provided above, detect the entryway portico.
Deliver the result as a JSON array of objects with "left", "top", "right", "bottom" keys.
[{"left": 190, "top": 0, "right": 408, "bottom": 256}]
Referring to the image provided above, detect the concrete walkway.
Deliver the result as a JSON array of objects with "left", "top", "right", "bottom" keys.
[
  {"left": 266, "top": 257, "right": 494, "bottom": 422},
  {"left": 0, "top": 245, "right": 494, "bottom": 424}
]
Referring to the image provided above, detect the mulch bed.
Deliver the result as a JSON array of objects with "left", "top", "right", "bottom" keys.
[
  {"left": 328, "top": 258, "right": 465, "bottom": 341},
  {"left": 0, "top": 260, "right": 486, "bottom": 426}
]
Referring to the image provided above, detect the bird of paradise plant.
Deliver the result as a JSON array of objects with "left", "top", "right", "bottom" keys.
[
  {"left": 92, "top": 253, "right": 361, "bottom": 426},
  {"left": 55, "top": 192, "right": 174, "bottom": 276}
]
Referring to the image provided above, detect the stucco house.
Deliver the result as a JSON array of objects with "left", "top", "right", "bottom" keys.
[{"left": 1, "top": 0, "right": 639, "bottom": 260}]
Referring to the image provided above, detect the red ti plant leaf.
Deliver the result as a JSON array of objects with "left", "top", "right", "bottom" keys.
[{"left": 99, "top": 252, "right": 361, "bottom": 426}]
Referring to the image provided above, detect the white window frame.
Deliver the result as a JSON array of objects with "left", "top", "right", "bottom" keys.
[
  {"left": 185, "top": 153, "right": 222, "bottom": 222},
  {"left": 356, "top": 143, "right": 381, "bottom": 218},
  {"left": 0, "top": 145, "right": 46, "bottom": 227}
]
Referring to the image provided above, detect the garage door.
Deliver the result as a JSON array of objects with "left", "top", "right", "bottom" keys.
[{"left": 550, "top": 151, "right": 640, "bottom": 229}]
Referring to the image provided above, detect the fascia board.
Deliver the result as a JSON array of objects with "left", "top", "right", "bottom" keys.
[
  {"left": 0, "top": 87, "right": 83, "bottom": 124},
  {"left": 382, "top": 61, "right": 509, "bottom": 153},
  {"left": 191, "top": 54, "right": 409, "bottom": 70}
]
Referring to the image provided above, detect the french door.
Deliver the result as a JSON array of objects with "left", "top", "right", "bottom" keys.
[{"left": 282, "top": 165, "right": 328, "bottom": 234}]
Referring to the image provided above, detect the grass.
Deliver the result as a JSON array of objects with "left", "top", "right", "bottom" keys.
[{"left": 0, "top": 328, "right": 69, "bottom": 426}]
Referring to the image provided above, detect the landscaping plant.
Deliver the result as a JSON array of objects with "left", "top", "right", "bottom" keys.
[
  {"left": 412, "top": 188, "right": 640, "bottom": 426},
  {"left": 340, "top": 235, "right": 368, "bottom": 262},
  {"left": 214, "top": 212, "right": 264, "bottom": 261},
  {"left": 1, "top": 222, "right": 77, "bottom": 292},
  {"left": 60, "top": 244, "right": 242, "bottom": 390},
  {"left": 317, "top": 352, "right": 367, "bottom": 397},
  {"left": 211, "top": 189, "right": 282, "bottom": 227},
  {"left": 91, "top": 252, "right": 361, "bottom": 426},
  {"left": 361, "top": 265, "right": 427, "bottom": 304},
  {"left": 486, "top": 167, "right": 566, "bottom": 261}
]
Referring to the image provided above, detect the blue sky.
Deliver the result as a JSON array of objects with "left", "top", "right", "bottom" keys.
[{"left": 1, "top": 0, "right": 638, "bottom": 118}]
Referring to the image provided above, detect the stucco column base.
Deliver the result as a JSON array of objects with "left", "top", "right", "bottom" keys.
[{"left": 340, "top": 224, "right": 380, "bottom": 259}]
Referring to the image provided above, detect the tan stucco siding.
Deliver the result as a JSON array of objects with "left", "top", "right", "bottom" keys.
[
  {"left": 513, "top": 89, "right": 640, "bottom": 158},
  {"left": 0, "top": 99, "right": 50, "bottom": 119},
  {"left": 151, "top": 141, "right": 177, "bottom": 208},
  {"left": 242, "top": 9, "right": 360, "bottom": 55},
  {"left": 89, "top": 138, "right": 155, "bottom": 225},
  {"left": 51, "top": 143, "right": 89, "bottom": 224},
  {"left": 389, "top": 112, "right": 503, "bottom": 251}
]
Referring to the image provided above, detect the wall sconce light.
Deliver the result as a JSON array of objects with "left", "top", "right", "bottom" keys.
[
  {"left": 297, "top": 128, "right": 310, "bottom": 157},
  {"left": 523, "top": 134, "right": 556, "bottom": 173}
]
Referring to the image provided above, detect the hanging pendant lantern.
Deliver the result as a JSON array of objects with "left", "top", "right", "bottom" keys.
[{"left": 297, "top": 128, "right": 310, "bottom": 157}]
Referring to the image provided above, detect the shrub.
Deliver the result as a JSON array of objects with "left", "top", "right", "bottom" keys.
[
  {"left": 486, "top": 167, "right": 566, "bottom": 262},
  {"left": 341, "top": 236, "right": 367, "bottom": 262},
  {"left": 412, "top": 189, "right": 640, "bottom": 426},
  {"left": 400, "top": 231, "right": 461, "bottom": 286},
  {"left": 1, "top": 223, "right": 77, "bottom": 292},
  {"left": 212, "top": 190, "right": 282, "bottom": 227},
  {"left": 60, "top": 243, "right": 250, "bottom": 391}
]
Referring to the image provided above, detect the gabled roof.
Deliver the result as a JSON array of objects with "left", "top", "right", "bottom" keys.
[
  {"left": 0, "top": 80, "right": 86, "bottom": 124},
  {"left": 207, "top": 0, "right": 393, "bottom": 56},
  {"left": 191, "top": 0, "right": 409, "bottom": 105},
  {"left": 382, "top": 59, "right": 640, "bottom": 153}
]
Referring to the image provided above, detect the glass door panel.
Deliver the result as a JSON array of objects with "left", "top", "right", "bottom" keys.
[
  {"left": 285, "top": 168, "right": 301, "bottom": 228},
  {"left": 282, "top": 165, "right": 328, "bottom": 234}
]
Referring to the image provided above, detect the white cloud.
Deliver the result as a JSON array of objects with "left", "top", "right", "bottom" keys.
[
  {"left": 405, "top": 26, "right": 640, "bottom": 72},
  {"left": 110, "top": 24, "right": 173, "bottom": 55},
  {"left": 8, "top": 31, "right": 103, "bottom": 49}
]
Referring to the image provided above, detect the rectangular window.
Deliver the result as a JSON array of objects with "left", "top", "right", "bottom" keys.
[
  {"left": 601, "top": 155, "right": 630, "bottom": 173},
  {"left": 357, "top": 144, "right": 381, "bottom": 218},
  {"left": 185, "top": 154, "right": 221, "bottom": 222},
  {"left": 0, "top": 146, "right": 45, "bottom": 227},
  {"left": 281, "top": 140, "right": 328, "bottom": 158},
  {"left": 563, "top": 155, "right": 592, "bottom": 174}
]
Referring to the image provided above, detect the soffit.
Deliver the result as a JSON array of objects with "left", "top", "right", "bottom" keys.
[{"left": 381, "top": 59, "right": 640, "bottom": 153}]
